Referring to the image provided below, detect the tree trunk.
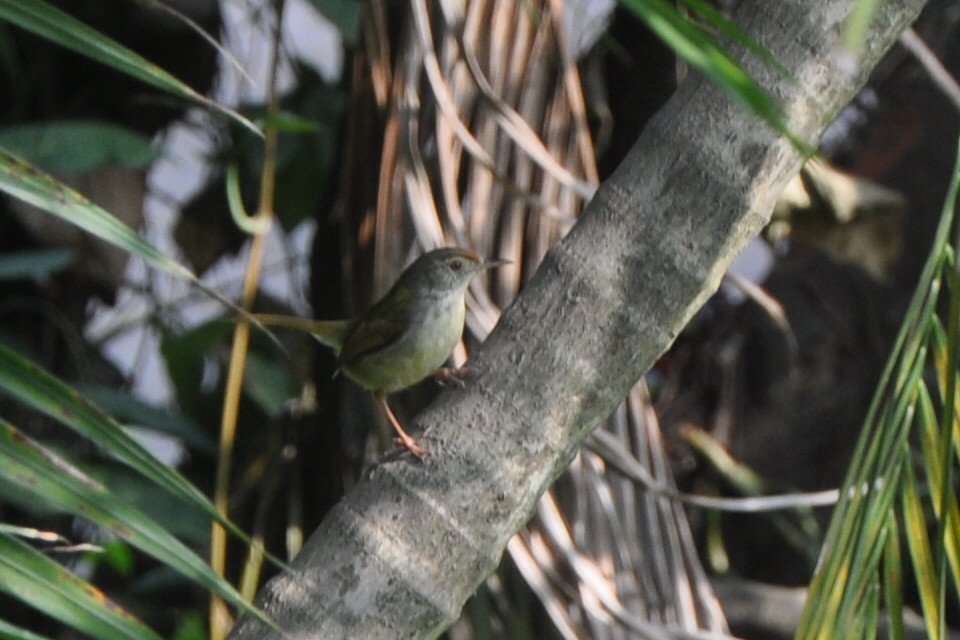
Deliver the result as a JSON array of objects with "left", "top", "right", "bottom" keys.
[{"left": 228, "top": 0, "right": 927, "bottom": 637}]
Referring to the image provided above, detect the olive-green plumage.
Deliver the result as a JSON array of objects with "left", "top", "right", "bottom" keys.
[{"left": 254, "top": 247, "right": 508, "bottom": 456}]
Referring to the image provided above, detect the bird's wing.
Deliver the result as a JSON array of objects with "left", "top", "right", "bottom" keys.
[{"left": 336, "top": 285, "right": 413, "bottom": 366}]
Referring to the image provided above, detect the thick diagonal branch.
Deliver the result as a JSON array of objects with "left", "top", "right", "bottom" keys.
[{"left": 228, "top": 0, "right": 928, "bottom": 638}]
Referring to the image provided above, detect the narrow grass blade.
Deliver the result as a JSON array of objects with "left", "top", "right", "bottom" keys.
[
  {"left": 677, "top": 0, "right": 790, "bottom": 76},
  {"left": 0, "top": 148, "right": 195, "bottom": 281},
  {"left": 916, "top": 383, "right": 960, "bottom": 591},
  {"left": 0, "top": 0, "right": 259, "bottom": 136},
  {"left": 882, "top": 516, "right": 905, "bottom": 640},
  {"left": 0, "top": 149, "right": 256, "bottom": 319},
  {"left": 618, "top": 0, "right": 808, "bottom": 151},
  {"left": 0, "top": 419, "right": 272, "bottom": 627},
  {"left": 900, "top": 458, "right": 943, "bottom": 639},
  {"left": 798, "top": 139, "right": 960, "bottom": 639},
  {"left": 0, "top": 532, "right": 164, "bottom": 640},
  {"left": 0, "top": 343, "right": 253, "bottom": 550}
]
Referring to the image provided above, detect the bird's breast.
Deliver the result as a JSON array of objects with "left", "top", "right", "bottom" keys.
[{"left": 342, "top": 293, "right": 466, "bottom": 393}]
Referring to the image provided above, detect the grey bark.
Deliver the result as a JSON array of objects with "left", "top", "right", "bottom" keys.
[{"left": 228, "top": 0, "right": 928, "bottom": 637}]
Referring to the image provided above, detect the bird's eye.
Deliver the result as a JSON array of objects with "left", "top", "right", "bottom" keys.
[{"left": 450, "top": 259, "right": 463, "bottom": 271}]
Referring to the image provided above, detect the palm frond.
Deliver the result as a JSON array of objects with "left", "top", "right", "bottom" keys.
[{"left": 797, "top": 138, "right": 960, "bottom": 639}]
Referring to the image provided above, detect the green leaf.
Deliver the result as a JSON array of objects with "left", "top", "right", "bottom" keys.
[
  {"left": 261, "top": 110, "right": 322, "bottom": 134},
  {"left": 0, "top": 419, "right": 269, "bottom": 626},
  {"left": 171, "top": 611, "right": 207, "bottom": 640},
  {"left": 87, "top": 460, "right": 210, "bottom": 544},
  {"left": 0, "top": 341, "right": 234, "bottom": 541},
  {"left": 0, "top": 121, "right": 158, "bottom": 173},
  {"left": 677, "top": 0, "right": 789, "bottom": 77},
  {"left": 916, "top": 382, "right": 960, "bottom": 592},
  {"left": 98, "top": 540, "right": 136, "bottom": 576},
  {"left": 0, "top": 249, "right": 74, "bottom": 283},
  {"left": 0, "top": 148, "right": 251, "bottom": 317},
  {"left": 0, "top": 341, "right": 289, "bottom": 585},
  {"left": 0, "top": 148, "right": 194, "bottom": 281},
  {"left": 901, "top": 459, "right": 943, "bottom": 639},
  {"left": 797, "top": 141, "right": 960, "bottom": 639},
  {"left": 882, "top": 517, "right": 905, "bottom": 640},
  {"left": 0, "top": 0, "right": 260, "bottom": 136},
  {"left": 0, "top": 531, "right": 165, "bottom": 640},
  {"left": 618, "top": 0, "right": 808, "bottom": 152}
]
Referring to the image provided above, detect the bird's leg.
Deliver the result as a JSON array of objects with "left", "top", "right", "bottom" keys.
[
  {"left": 375, "top": 391, "right": 429, "bottom": 457},
  {"left": 434, "top": 365, "right": 470, "bottom": 387}
]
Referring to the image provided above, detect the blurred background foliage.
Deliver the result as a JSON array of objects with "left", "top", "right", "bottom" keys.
[{"left": 1, "top": 0, "right": 960, "bottom": 639}]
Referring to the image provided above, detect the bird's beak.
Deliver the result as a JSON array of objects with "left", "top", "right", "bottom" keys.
[{"left": 482, "top": 257, "right": 512, "bottom": 269}]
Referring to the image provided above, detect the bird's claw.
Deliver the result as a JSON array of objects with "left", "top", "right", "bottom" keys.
[
  {"left": 395, "top": 435, "right": 429, "bottom": 457},
  {"left": 435, "top": 365, "right": 469, "bottom": 387}
]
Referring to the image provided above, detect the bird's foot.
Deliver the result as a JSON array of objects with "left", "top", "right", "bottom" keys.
[
  {"left": 394, "top": 434, "right": 429, "bottom": 458},
  {"left": 377, "top": 392, "right": 429, "bottom": 458},
  {"left": 435, "top": 365, "right": 469, "bottom": 387}
]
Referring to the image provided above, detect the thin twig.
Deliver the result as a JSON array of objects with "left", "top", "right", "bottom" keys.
[
  {"left": 210, "top": 0, "right": 285, "bottom": 637},
  {"left": 587, "top": 429, "right": 840, "bottom": 512},
  {"left": 899, "top": 27, "right": 960, "bottom": 113},
  {"left": 126, "top": 0, "right": 257, "bottom": 87}
]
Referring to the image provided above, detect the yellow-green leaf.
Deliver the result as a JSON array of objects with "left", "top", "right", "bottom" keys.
[
  {"left": 0, "top": 419, "right": 272, "bottom": 628},
  {"left": 0, "top": 532, "right": 164, "bottom": 640},
  {"left": 0, "top": 0, "right": 259, "bottom": 136},
  {"left": 0, "top": 149, "right": 249, "bottom": 317},
  {"left": 0, "top": 343, "right": 240, "bottom": 543}
]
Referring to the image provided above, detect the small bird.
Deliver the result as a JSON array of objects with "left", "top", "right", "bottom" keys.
[{"left": 254, "top": 247, "right": 509, "bottom": 456}]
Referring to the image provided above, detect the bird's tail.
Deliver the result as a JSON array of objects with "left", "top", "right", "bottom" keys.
[{"left": 249, "top": 314, "right": 350, "bottom": 354}]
